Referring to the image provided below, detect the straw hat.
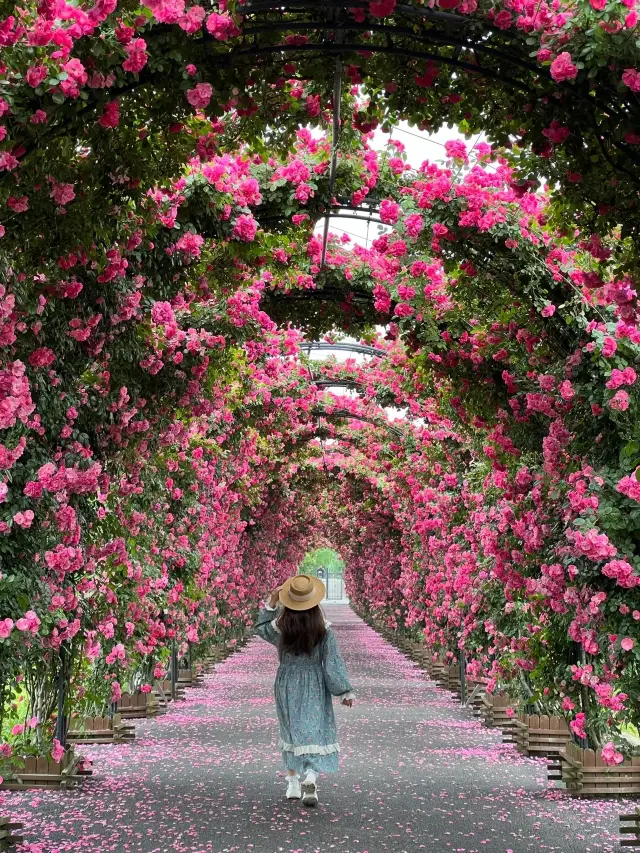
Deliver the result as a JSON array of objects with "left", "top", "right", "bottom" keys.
[{"left": 279, "top": 574, "right": 326, "bottom": 611}]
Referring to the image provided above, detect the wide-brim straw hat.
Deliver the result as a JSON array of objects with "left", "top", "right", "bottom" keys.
[{"left": 279, "top": 574, "right": 326, "bottom": 611}]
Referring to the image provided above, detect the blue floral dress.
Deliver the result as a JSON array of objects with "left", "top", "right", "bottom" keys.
[{"left": 256, "top": 605, "right": 354, "bottom": 774}]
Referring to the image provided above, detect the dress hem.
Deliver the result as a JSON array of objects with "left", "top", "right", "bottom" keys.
[{"left": 278, "top": 739, "right": 340, "bottom": 756}]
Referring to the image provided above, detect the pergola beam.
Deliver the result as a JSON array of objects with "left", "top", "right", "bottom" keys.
[{"left": 300, "top": 342, "right": 386, "bottom": 357}]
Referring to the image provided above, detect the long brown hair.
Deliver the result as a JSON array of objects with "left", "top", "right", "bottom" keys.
[{"left": 277, "top": 605, "right": 326, "bottom": 657}]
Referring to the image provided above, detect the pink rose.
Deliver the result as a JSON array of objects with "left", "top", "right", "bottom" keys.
[
  {"left": 26, "top": 65, "right": 48, "bottom": 88},
  {"left": 541, "top": 302, "right": 556, "bottom": 317},
  {"left": 49, "top": 181, "right": 75, "bottom": 206},
  {"left": 28, "top": 347, "right": 55, "bottom": 367},
  {"left": 444, "top": 139, "right": 468, "bottom": 162},
  {"left": 559, "top": 380, "right": 575, "bottom": 400},
  {"left": 179, "top": 6, "right": 205, "bottom": 32},
  {"left": 550, "top": 52, "right": 578, "bottom": 83},
  {"left": 15, "top": 610, "right": 40, "bottom": 634},
  {"left": 205, "top": 11, "right": 237, "bottom": 40},
  {"left": 570, "top": 712, "right": 587, "bottom": 739},
  {"left": 0, "top": 618, "right": 13, "bottom": 639},
  {"left": 63, "top": 58, "right": 87, "bottom": 84},
  {"left": 606, "top": 367, "right": 637, "bottom": 389},
  {"left": 51, "top": 738, "right": 65, "bottom": 763},
  {"left": 404, "top": 214, "right": 424, "bottom": 237},
  {"left": 609, "top": 389, "right": 630, "bottom": 411},
  {"left": 602, "top": 559, "right": 640, "bottom": 588},
  {"left": 231, "top": 213, "right": 258, "bottom": 242},
  {"left": 379, "top": 199, "right": 401, "bottom": 224},
  {"left": 186, "top": 82, "right": 213, "bottom": 109},
  {"left": 122, "top": 38, "right": 148, "bottom": 74},
  {"left": 622, "top": 68, "right": 640, "bottom": 92},
  {"left": 13, "top": 510, "right": 34, "bottom": 529},
  {"left": 494, "top": 9, "right": 512, "bottom": 28},
  {"left": 11, "top": 724, "right": 24, "bottom": 737},
  {"left": 621, "top": 637, "right": 635, "bottom": 651},
  {"left": 97, "top": 100, "right": 120, "bottom": 129},
  {"left": 7, "top": 196, "right": 29, "bottom": 213},
  {"left": 151, "top": 301, "right": 175, "bottom": 326},
  {"left": 601, "top": 741, "right": 624, "bottom": 765}
]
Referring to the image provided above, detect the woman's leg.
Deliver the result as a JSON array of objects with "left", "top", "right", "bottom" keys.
[{"left": 284, "top": 758, "right": 301, "bottom": 799}]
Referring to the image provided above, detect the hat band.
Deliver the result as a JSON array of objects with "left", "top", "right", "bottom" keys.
[{"left": 289, "top": 587, "right": 316, "bottom": 602}]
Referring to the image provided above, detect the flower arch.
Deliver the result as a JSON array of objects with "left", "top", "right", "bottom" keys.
[{"left": 2, "top": 0, "right": 640, "bottom": 781}]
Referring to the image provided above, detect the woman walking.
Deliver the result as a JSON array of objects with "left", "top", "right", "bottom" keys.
[{"left": 256, "top": 574, "right": 355, "bottom": 806}]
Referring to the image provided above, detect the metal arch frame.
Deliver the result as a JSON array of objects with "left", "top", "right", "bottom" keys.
[
  {"left": 236, "top": 15, "right": 532, "bottom": 92},
  {"left": 300, "top": 341, "right": 387, "bottom": 357},
  {"left": 313, "top": 378, "right": 363, "bottom": 391},
  {"left": 311, "top": 406, "right": 405, "bottom": 439},
  {"left": 234, "top": 0, "right": 626, "bottom": 116},
  {"left": 209, "top": 1, "right": 638, "bottom": 175}
]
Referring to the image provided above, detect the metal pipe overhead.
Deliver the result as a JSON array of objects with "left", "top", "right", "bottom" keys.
[{"left": 300, "top": 341, "right": 386, "bottom": 357}]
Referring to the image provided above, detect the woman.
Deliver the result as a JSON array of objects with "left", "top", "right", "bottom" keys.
[{"left": 256, "top": 574, "right": 355, "bottom": 807}]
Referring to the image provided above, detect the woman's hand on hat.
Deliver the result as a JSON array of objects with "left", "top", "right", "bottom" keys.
[{"left": 268, "top": 585, "right": 282, "bottom": 608}]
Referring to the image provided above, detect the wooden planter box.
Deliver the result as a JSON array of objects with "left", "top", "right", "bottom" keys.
[
  {"left": 424, "top": 655, "right": 446, "bottom": 682},
  {"left": 465, "top": 677, "right": 488, "bottom": 710},
  {"left": 437, "top": 663, "right": 461, "bottom": 697},
  {"left": 621, "top": 808, "right": 640, "bottom": 846},
  {"left": 0, "top": 746, "right": 91, "bottom": 790},
  {"left": 204, "top": 648, "right": 231, "bottom": 667},
  {"left": 67, "top": 713, "right": 135, "bottom": 745},
  {"left": 510, "top": 713, "right": 571, "bottom": 758},
  {"left": 0, "top": 817, "right": 23, "bottom": 850},
  {"left": 550, "top": 742, "right": 640, "bottom": 797},
  {"left": 478, "top": 692, "right": 514, "bottom": 730},
  {"left": 177, "top": 667, "right": 204, "bottom": 688},
  {"left": 116, "top": 691, "right": 158, "bottom": 720},
  {"left": 153, "top": 679, "right": 185, "bottom": 706}
]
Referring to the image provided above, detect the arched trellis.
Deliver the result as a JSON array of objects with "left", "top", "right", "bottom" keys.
[
  {"left": 313, "top": 379, "right": 363, "bottom": 392},
  {"left": 311, "top": 406, "right": 405, "bottom": 439},
  {"left": 4, "top": 0, "right": 640, "bottom": 255},
  {"left": 300, "top": 341, "right": 386, "bottom": 357},
  {"left": 223, "top": 1, "right": 639, "bottom": 175}
]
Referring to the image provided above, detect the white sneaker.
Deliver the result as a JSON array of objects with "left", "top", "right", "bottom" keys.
[
  {"left": 286, "top": 775, "right": 301, "bottom": 799},
  {"left": 301, "top": 778, "right": 318, "bottom": 807}
]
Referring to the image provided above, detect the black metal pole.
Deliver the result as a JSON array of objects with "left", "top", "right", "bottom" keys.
[
  {"left": 55, "top": 647, "right": 67, "bottom": 748},
  {"left": 459, "top": 648, "right": 467, "bottom": 705},
  {"left": 171, "top": 638, "right": 177, "bottom": 701}
]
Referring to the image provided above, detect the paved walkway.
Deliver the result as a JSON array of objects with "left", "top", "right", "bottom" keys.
[{"left": 5, "top": 606, "right": 627, "bottom": 852}]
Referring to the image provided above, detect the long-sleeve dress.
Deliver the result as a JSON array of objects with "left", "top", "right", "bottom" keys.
[{"left": 255, "top": 604, "right": 354, "bottom": 774}]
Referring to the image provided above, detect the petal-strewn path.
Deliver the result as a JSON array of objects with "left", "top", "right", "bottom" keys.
[{"left": 5, "top": 607, "right": 627, "bottom": 852}]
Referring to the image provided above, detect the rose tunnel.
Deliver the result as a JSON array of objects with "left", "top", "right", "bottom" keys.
[{"left": 1, "top": 0, "right": 640, "bottom": 843}]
